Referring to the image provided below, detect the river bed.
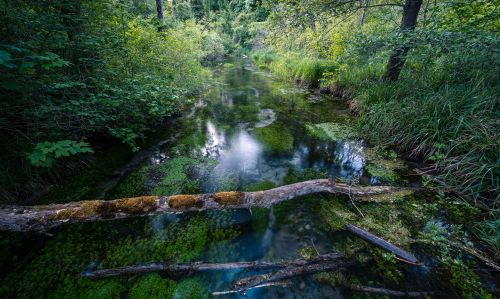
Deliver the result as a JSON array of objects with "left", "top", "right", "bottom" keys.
[{"left": 0, "top": 58, "right": 447, "bottom": 298}]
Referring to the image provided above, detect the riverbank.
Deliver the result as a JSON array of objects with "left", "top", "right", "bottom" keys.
[
  {"left": 250, "top": 51, "right": 499, "bottom": 297},
  {"left": 251, "top": 50, "right": 499, "bottom": 206}
]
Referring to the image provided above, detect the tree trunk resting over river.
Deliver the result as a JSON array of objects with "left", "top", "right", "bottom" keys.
[
  {"left": 83, "top": 253, "right": 346, "bottom": 279},
  {"left": 0, "top": 179, "right": 405, "bottom": 232}
]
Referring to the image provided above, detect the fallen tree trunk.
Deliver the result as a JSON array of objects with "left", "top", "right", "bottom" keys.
[
  {"left": 0, "top": 179, "right": 403, "bottom": 232},
  {"left": 346, "top": 224, "right": 419, "bottom": 264},
  {"left": 233, "top": 260, "right": 354, "bottom": 293},
  {"left": 82, "top": 253, "right": 346, "bottom": 279}
]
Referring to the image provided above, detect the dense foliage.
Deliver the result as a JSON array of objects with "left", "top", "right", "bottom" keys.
[
  {"left": 254, "top": 0, "right": 499, "bottom": 206},
  {"left": 0, "top": 0, "right": 498, "bottom": 297},
  {"left": 0, "top": 0, "right": 275, "bottom": 202}
]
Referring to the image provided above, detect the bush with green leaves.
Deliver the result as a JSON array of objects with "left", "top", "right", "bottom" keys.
[
  {"left": 27, "top": 140, "right": 93, "bottom": 168},
  {"left": 0, "top": 0, "right": 208, "bottom": 199}
]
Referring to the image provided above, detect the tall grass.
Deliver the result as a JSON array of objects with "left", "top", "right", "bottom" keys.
[
  {"left": 252, "top": 49, "right": 499, "bottom": 206},
  {"left": 252, "top": 50, "right": 336, "bottom": 88},
  {"left": 338, "top": 57, "right": 499, "bottom": 205}
]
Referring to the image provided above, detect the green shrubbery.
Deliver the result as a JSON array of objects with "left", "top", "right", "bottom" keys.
[
  {"left": 254, "top": 3, "right": 499, "bottom": 206},
  {"left": 0, "top": 0, "right": 210, "bottom": 200}
]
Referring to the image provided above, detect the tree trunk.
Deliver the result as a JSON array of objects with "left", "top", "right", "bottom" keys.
[
  {"left": 83, "top": 253, "right": 345, "bottom": 279},
  {"left": 156, "top": 0, "right": 164, "bottom": 22},
  {"left": 0, "top": 179, "right": 407, "bottom": 232},
  {"left": 359, "top": 0, "right": 369, "bottom": 26},
  {"left": 383, "top": 0, "right": 423, "bottom": 81},
  {"left": 172, "top": 0, "right": 177, "bottom": 19}
]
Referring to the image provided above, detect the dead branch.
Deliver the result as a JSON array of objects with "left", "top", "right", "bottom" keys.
[
  {"left": 346, "top": 224, "right": 419, "bottom": 264},
  {"left": 82, "top": 253, "right": 346, "bottom": 279},
  {"left": 0, "top": 179, "right": 405, "bottom": 232},
  {"left": 233, "top": 259, "right": 354, "bottom": 293}
]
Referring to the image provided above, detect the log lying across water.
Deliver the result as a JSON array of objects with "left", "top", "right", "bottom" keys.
[
  {"left": 0, "top": 179, "right": 403, "bottom": 232},
  {"left": 82, "top": 253, "right": 346, "bottom": 279}
]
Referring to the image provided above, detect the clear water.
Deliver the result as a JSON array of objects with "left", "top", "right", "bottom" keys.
[
  {"left": 127, "top": 58, "right": 370, "bottom": 297},
  {"left": 0, "top": 58, "right": 416, "bottom": 298}
]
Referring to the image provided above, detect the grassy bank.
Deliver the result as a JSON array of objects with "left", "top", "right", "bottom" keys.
[
  {"left": 251, "top": 48, "right": 499, "bottom": 273},
  {"left": 252, "top": 49, "right": 499, "bottom": 207},
  {"left": 252, "top": 51, "right": 336, "bottom": 88}
]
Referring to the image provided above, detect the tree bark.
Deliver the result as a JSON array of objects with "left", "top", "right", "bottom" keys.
[
  {"left": 383, "top": 0, "right": 423, "bottom": 81},
  {"left": 233, "top": 259, "right": 354, "bottom": 292},
  {"left": 346, "top": 224, "right": 419, "bottom": 263},
  {"left": 156, "top": 0, "right": 164, "bottom": 22},
  {"left": 83, "top": 253, "right": 346, "bottom": 279},
  {"left": 0, "top": 179, "right": 405, "bottom": 232}
]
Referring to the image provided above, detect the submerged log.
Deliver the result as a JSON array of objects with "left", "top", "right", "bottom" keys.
[
  {"left": 346, "top": 224, "right": 419, "bottom": 264},
  {"left": 233, "top": 259, "right": 354, "bottom": 292},
  {"left": 339, "top": 282, "right": 434, "bottom": 297},
  {"left": 0, "top": 179, "right": 403, "bottom": 232},
  {"left": 83, "top": 253, "right": 346, "bottom": 279}
]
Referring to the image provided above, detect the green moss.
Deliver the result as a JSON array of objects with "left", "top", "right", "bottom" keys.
[
  {"left": 371, "top": 249, "right": 404, "bottom": 284},
  {"left": 172, "top": 278, "right": 208, "bottom": 299},
  {"left": 150, "top": 156, "right": 217, "bottom": 196},
  {"left": 254, "top": 124, "right": 294, "bottom": 153},
  {"left": 107, "top": 168, "right": 148, "bottom": 199},
  {"left": 0, "top": 222, "right": 123, "bottom": 298},
  {"left": 49, "top": 278, "right": 125, "bottom": 299},
  {"left": 284, "top": 168, "right": 327, "bottom": 185},
  {"left": 104, "top": 217, "right": 210, "bottom": 267},
  {"left": 250, "top": 208, "right": 270, "bottom": 234},
  {"left": 205, "top": 170, "right": 240, "bottom": 192},
  {"left": 320, "top": 197, "right": 413, "bottom": 246},
  {"left": 363, "top": 147, "right": 407, "bottom": 184},
  {"left": 365, "top": 164, "right": 400, "bottom": 183},
  {"left": 128, "top": 274, "right": 176, "bottom": 299},
  {"left": 305, "top": 122, "right": 358, "bottom": 141},
  {"left": 449, "top": 261, "right": 493, "bottom": 299},
  {"left": 242, "top": 180, "right": 276, "bottom": 191}
]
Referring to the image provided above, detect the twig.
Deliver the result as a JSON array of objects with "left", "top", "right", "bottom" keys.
[{"left": 212, "top": 281, "right": 290, "bottom": 296}]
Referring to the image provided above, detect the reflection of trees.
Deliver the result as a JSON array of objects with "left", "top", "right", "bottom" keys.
[{"left": 334, "top": 140, "right": 365, "bottom": 178}]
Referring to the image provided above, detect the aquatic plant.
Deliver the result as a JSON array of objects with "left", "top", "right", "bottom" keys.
[
  {"left": 128, "top": 274, "right": 176, "bottom": 299},
  {"left": 150, "top": 156, "right": 217, "bottom": 196},
  {"left": 107, "top": 168, "right": 149, "bottom": 199},
  {"left": 253, "top": 124, "right": 294, "bottom": 153},
  {"left": 305, "top": 122, "right": 359, "bottom": 142}
]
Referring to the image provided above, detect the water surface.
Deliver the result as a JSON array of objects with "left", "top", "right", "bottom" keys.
[{"left": 0, "top": 58, "right": 415, "bottom": 298}]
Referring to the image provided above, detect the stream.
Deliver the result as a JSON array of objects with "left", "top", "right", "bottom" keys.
[{"left": 0, "top": 58, "right": 434, "bottom": 298}]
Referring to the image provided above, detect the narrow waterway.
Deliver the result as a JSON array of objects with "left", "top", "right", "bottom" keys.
[{"left": 0, "top": 58, "right": 430, "bottom": 298}]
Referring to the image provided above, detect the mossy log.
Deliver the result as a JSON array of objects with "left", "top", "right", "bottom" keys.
[
  {"left": 0, "top": 179, "right": 404, "bottom": 232},
  {"left": 83, "top": 253, "right": 346, "bottom": 279}
]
